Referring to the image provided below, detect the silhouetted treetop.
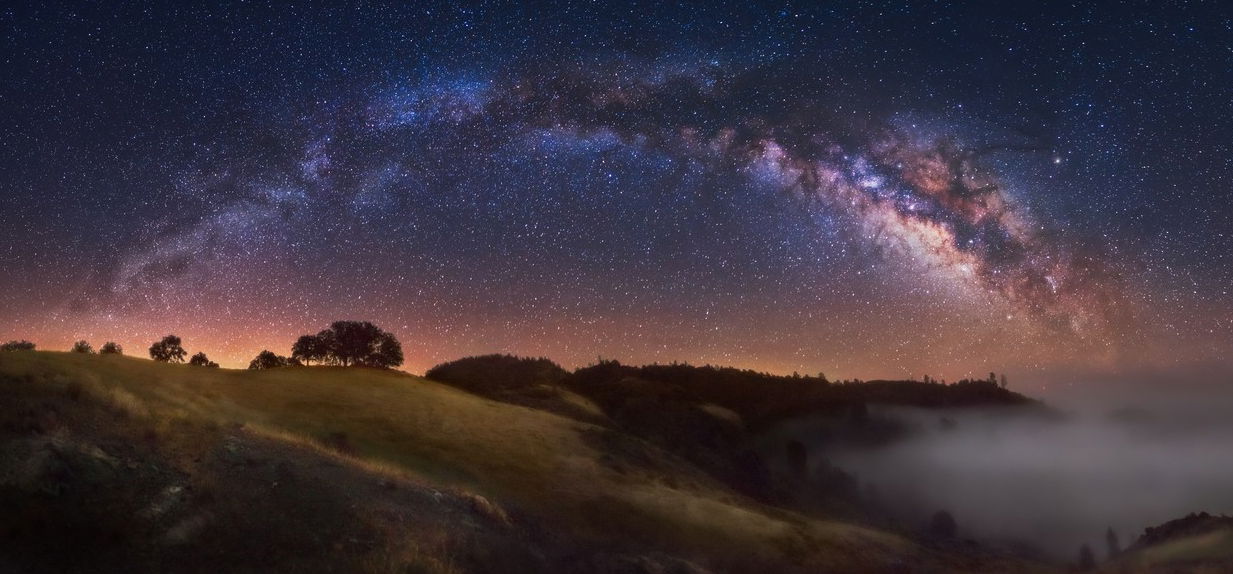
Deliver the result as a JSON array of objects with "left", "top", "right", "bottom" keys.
[
  {"left": 248, "top": 350, "right": 297, "bottom": 370},
  {"left": 99, "top": 342, "right": 123, "bottom": 355},
  {"left": 291, "top": 321, "right": 403, "bottom": 368},
  {"left": 426, "top": 354, "right": 567, "bottom": 393},
  {"left": 149, "top": 335, "right": 186, "bottom": 363},
  {"left": 189, "top": 352, "right": 219, "bottom": 368},
  {"left": 291, "top": 333, "right": 331, "bottom": 365},
  {"left": 70, "top": 340, "right": 94, "bottom": 354},
  {"left": 0, "top": 340, "right": 36, "bottom": 351},
  {"left": 568, "top": 362, "right": 1037, "bottom": 428}
]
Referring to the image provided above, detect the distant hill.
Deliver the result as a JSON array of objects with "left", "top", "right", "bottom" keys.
[
  {"left": 0, "top": 351, "right": 1047, "bottom": 573},
  {"left": 429, "top": 356, "right": 1039, "bottom": 428},
  {"left": 425, "top": 356, "right": 1046, "bottom": 523},
  {"left": 1104, "top": 512, "right": 1233, "bottom": 573}
]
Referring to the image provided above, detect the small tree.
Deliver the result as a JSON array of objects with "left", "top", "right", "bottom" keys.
[
  {"left": 99, "top": 341, "right": 123, "bottom": 355},
  {"left": 71, "top": 340, "right": 94, "bottom": 353},
  {"left": 149, "top": 335, "right": 187, "bottom": 363},
  {"left": 0, "top": 340, "right": 36, "bottom": 351},
  {"left": 188, "top": 352, "right": 219, "bottom": 368},
  {"left": 248, "top": 350, "right": 295, "bottom": 370}
]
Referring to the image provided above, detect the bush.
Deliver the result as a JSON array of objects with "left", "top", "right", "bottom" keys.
[
  {"left": 99, "top": 342, "right": 123, "bottom": 355},
  {"left": 0, "top": 340, "right": 36, "bottom": 351},
  {"left": 70, "top": 340, "right": 94, "bottom": 354},
  {"left": 248, "top": 350, "right": 297, "bottom": 370},
  {"left": 188, "top": 352, "right": 219, "bottom": 368}
]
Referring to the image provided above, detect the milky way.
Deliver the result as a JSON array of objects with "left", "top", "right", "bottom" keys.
[{"left": 1, "top": 3, "right": 1230, "bottom": 382}]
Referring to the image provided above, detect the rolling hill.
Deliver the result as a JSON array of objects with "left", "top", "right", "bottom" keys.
[{"left": 0, "top": 351, "right": 1046, "bottom": 572}]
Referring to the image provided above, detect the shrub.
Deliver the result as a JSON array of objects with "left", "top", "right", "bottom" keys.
[
  {"left": 70, "top": 340, "right": 94, "bottom": 354},
  {"left": 248, "top": 350, "right": 297, "bottom": 370},
  {"left": 0, "top": 340, "right": 36, "bottom": 351},
  {"left": 188, "top": 352, "right": 219, "bottom": 368},
  {"left": 99, "top": 342, "right": 123, "bottom": 355}
]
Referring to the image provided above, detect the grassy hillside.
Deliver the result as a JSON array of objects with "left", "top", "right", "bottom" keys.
[
  {"left": 0, "top": 351, "right": 1046, "bottom": 572},
  {"left": 1102, "top": 513, "right": 1233, "bottom": 573}
]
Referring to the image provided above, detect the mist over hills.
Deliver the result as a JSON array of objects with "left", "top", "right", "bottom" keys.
[{"left": 3, "top": 348, "right": 1228, "bottom": 572}]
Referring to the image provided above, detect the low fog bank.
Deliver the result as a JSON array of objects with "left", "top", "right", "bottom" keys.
[{"left": 825, "top": 387, "right": 1233, "bottom": 558}]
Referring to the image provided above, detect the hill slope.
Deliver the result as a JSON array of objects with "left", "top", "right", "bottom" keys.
[
  {"left": 0, "top": 352, "right": 1045, "bottom": 573},
  {"left": 1101, "top": 513, "right": 1233, "bottom": 573}
]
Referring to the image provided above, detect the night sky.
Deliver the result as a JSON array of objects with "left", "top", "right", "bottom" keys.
[{"left": 2, "top": 2, "right": 1230, "bottom": 387}]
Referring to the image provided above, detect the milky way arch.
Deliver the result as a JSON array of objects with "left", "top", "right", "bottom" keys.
[{"left": 108, "top": 58, "right": 1127, "bottom": 347}]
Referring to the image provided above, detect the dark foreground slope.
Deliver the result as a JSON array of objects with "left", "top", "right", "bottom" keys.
[
  {"left": 0, "top": 359, "right": 536, "bottom": 573},
  {"left": 0, "top": 352, "right": 1045, "bottom": 573}
]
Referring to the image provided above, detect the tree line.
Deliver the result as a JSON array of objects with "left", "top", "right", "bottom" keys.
[{"left": 1, "top": 320, "right": 403, "bottom": 371}]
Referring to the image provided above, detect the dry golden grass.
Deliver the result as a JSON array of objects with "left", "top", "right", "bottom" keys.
[
  {"left": 1103, "top": 529, "right": 1233, "bottom": 573},
  {"left": 0, "top": 351, "right": 1045, "bottom": 572}
]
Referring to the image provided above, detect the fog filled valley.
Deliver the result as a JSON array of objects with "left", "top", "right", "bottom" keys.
[{"left": 803, "top": 400, "right": 1233, "bottom": 559}]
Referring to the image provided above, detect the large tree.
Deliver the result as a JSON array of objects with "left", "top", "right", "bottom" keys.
[
  {"left": 149, "top": 335, "right": 186, "bottom": 363},
  {"left": 294, "top": 321, "right": 403, "bottom": 368},
  {"left": 291, "top": 333, "right": 331, "bottom": 365}
]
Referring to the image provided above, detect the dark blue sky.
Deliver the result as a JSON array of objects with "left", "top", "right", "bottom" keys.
[{"left": 1, "top": 2, "right": 1230, "bottom": 381}]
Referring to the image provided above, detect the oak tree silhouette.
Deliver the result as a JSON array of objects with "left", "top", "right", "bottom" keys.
[
  {"left": 293, "top": 321, "right": 403, "bottom": 368},
  {"left": 149, "top": 335, "right": 186, "bottom": 363},
  {"left": 99, "top": 341, "right": 123, "bottom": 355},
  {"left": 291, "top": 333, "right": 331, "bottom": 365},
  {"left": 248, "top": 350, "right": 296, "bottom": 370},
  {"left": 189, "top": 352, "right": 219, "bottom": 368}
]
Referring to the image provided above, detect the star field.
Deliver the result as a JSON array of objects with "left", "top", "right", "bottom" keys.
[{"left": 1, "top": 2, "right": 1230, "bottom": 387}]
